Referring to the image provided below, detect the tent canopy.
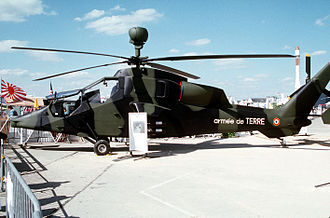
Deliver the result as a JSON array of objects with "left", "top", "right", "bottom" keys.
[{"left": 4, "top": 97, "right": 44, "bottom": 107}]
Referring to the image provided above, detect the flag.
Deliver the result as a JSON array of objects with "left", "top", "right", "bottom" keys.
[
  {"left": 1, "top": 80, "right": 26, "bottom": 102},
  {"left": 50, "top": 82, "right": 53, "bottom": 95},
  {"left": 33, "top": 98, "right": 39, "bottom": 109}
]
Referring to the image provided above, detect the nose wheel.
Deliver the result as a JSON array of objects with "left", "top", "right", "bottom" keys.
[{"left": 94, "top": 140, "right": 111, "bottom": 155}]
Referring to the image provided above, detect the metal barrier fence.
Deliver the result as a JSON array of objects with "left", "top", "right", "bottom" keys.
[
  {"left": 8, "top": 128, "right": 56, "bottom": 145},
  {"left": 1, "top": 118, "right": 81, "bottom": 146},
  {"left": 4, "top": 156, "right": 42, "bottom": 217},
  {"left": 1, "top": 117, "right": 57, "bottom": 145}
]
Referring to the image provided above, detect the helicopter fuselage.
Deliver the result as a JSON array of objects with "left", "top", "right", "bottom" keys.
[{"left": 12, "top": 67, "right": 310, "bottom": 140}]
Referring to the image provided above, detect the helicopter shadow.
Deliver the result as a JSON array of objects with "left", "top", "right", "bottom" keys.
[
  {"left": 113, "top": 137, "right": 298, "bottom": 160},
  {"left": 30, "top": 144, "right": 95, "bottom": 153},
  {"left": 144, "top": 138, "right": 272, "bottom": 158},
  {"left": 294, "top": 137, "right": 330, "bottom": 149},
  {"left": 140, "top": 136, "right": 330, "bottom": 159},
  {"left": 27, "top": 136, "right": 330, "bottom": 160}
]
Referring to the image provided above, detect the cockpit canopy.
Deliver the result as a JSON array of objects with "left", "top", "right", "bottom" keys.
[
  {"left": 50, "top": 89, "right": 101, "bottom": 117},
  {"left": 45, "top": 76, "right": 120, "bottom": 101}
]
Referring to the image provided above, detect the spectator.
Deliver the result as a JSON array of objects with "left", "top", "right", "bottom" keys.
[{"left": 8, "top": 106, "right": 18, "bottom": 117}]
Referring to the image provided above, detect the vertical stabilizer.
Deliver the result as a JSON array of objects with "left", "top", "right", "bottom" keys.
[{"left": 279, "top": 63, "right": 330, "bottom": 119}]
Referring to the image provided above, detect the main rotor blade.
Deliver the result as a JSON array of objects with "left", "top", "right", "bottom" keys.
[
  {"left": 33, "top": 61, "right": 128, "bottom": 81},
  {"left": 147, "top": 54, "right": 295, "bottom": 62},
  {"left": 146, "top": 62, "right": 200, "bottom": 79},
  {"left": 12, "top": 46, "right": 130, "bottom": 60}
]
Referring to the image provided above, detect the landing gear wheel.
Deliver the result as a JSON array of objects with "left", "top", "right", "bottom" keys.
[{"left": 94, "top": 140, "right": 111, "bottom": 155}]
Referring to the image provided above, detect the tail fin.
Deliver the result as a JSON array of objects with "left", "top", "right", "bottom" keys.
[{"left": 279, "top": 63, "right": 330, "bottom": 119}]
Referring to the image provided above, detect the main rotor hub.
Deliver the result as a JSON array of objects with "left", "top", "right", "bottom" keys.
[{"left": 129, "top": 27, "right": 148, "bottom": 57}]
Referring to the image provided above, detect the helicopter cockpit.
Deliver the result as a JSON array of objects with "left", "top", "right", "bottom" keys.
[
  {"left": 49, "top": 90, "right": 100, "bottom": 117},
  {"left": 46, "top": 76, "right": 121, "bottom": 117}
]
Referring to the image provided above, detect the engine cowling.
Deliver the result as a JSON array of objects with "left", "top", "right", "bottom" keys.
[{"left": 179, "top": 81, "right": 231, "bottom": 108}]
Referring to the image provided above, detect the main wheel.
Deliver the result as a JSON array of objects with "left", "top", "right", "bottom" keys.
[{"left": 94, "top": 140, "right": 111, "bottom": 155}]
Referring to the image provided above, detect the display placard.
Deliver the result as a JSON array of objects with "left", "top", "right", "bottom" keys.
[{"left": 129, "top": 112, "right": 148, "bottom": 153}]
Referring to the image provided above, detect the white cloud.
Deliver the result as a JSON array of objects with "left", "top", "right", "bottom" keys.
[
  {"left": 28, "top": 51, "right": 63, "bottom": 62},
  {"left": 311, "top": 50, "right": 327, "bottom": 56},
  {"left": 283, "top": 45, "right": 291, "bottom": 50},
  {"left": 0, "top": 40, "right": 63, "bottom": 61},
  {"left": 213, "top": 59, "right": 247, "bottom": 69},
  {"left": 74, "top": 6, "right": 126, "bottom": 22},
  {"left": 0, "top": 40, "right": 28, "bottom": 52},
  {"left": 282, "top": 77, "right": 293, "bottom": 82},
  {"left": 243, "top": 77, "right": 257, "bottom": 82},
  {"left": 29, "top": 72, "right": 44, "bottom": 78},
  {"left": 240, "top": 73, "right": 268, "bottom": 84},
  {"left": 69, "top": 80, "right": 89, "bottom": 88},
  {"left": 178, "top": 52, "right": 248, "bottom": 70},
  {"left": 74, "top": 9, "right": 105, "bottom": 22},
  {"left": 0, "top": 0, "right": 45, "bottom": 22},
  {"left": 0, "top": 68, "right": 27, "bottom": 75},
  {"left": 46, "top": 11, "right": 57, "bottom": 16},
  {"left": 106, "top": 61, "right": 129, "bottom": 71},
  {"left": 63, "top": 71, "right": 89, "bottom": 78},
  {"left": 183, "top": 52, "right": 199, "bottom": 56},
  {"left": 315, "top": 15, "right": 329, "bottom": 26},
  {"left": 182, "top": 52, "right": 216, "bottom": 58},
  {"left": 169, "top": 49, "right": 180, "bottom": 54},
  {"left": 255, "top": 73, "right": 268, "bottom": 79},
  {"left": 84, "top": 9, "right": 104, "bottom": 20},
  {"left": 281, "top": 77, "right": 294, "bottom": 87},
  {"left": 85, "top": 8, "right": 163, "bottom": 36},
  {"left": 110, "top": 5, "right": 126, "bottom": 12},
  {"left": 186, "top": 38, "right": 211, "bottom": 46}
]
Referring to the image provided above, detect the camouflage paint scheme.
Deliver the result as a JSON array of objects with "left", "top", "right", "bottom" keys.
[{"left": 11, "top": 63, "right": 330, "bottom": 141}]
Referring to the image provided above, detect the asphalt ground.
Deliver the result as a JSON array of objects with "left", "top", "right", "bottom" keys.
[{"left": 2, "top": 117, "right": 330, "bottom": 217}]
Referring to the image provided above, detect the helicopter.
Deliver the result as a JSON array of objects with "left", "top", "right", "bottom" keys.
[{"left": 10, "top": 27, "right": 330, "bottom": 155}]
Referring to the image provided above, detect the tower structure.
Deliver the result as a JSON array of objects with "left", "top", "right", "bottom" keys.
[{"left": 295, "top": 46, "right": 300, "bottom": 90}]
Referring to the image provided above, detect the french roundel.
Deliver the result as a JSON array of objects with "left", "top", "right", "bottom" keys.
[{"left": 273, "top": 118, "right": 280, "bottom": 126}]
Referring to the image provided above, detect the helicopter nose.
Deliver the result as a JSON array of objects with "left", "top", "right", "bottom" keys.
[
  {"left": 10, "top": 112, "right": 41, "bottom": 129},
  {"left": 11, "top": 116, "right": 31, "bottom": 129},
  {"left": 10, "top": 118, "right": 19, "bottom": 128}
]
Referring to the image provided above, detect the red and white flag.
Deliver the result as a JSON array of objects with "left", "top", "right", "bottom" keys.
[
  {"left": 50, "top": 82, "right": 53, "bottom": 95},
  {"left": 1, "top": 80, "right": 27, "bottom": 102}
]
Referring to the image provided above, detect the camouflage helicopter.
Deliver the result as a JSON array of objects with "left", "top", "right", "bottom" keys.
[{"left": 11, "top": 27, "right": 330, "bottom": 155}]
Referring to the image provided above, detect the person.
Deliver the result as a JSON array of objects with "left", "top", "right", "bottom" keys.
[
  {"left": 8, "top": 106, "right": 18, "bottom": 117},
  {"left": 63, "top": 108, "right": 69, "bottom": 116}
]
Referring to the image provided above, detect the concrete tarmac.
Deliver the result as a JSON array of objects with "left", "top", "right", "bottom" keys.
[{"left": 3, "top": 117, "right": 330, "bottom": 217}]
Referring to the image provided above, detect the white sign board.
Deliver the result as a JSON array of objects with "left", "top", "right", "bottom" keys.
[{"left": 129, "top": 112, "right": 148, "bottom": 153}]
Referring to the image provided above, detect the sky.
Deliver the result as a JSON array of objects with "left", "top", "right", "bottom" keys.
[{"left": 0, "top": 0, "right": 329, "bottom": 99}]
